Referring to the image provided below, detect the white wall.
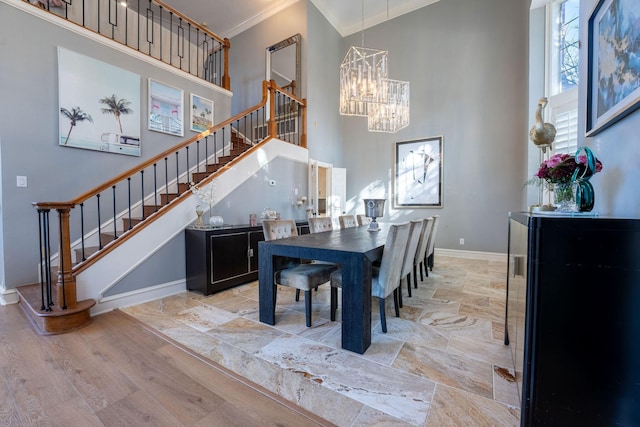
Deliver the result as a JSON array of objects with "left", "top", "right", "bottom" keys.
[{"left": 340, "top": 0, "right": 530, "bottom": 254}]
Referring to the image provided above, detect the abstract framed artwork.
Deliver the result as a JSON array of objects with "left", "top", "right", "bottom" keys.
[
  {"left": 586, "top": 0, "right": 640, "bottom": 136},
  {"left": 58, "top": 47, "right": 141, "bottom": 156},
  {"left": 393, "top": 136, "right": 443, "bottom": 208},
  {"left": 148, "top": 79, "right": 184, "bottom": 136},
  {"left": 190, "top": 93, "right": 214, "bottom": 132}
]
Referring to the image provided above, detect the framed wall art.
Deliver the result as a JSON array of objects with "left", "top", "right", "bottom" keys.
[
  {"left": 190, "top": 93, "right": 214, "bottom": 132},
  {"left": 586, "top": 0, "right": 640, "bottom": 136},
  {"left": 58, "top": 47, "right": 141, "bottom": 156},
  {"left": 148, "top": 79, "right": 184, "bottom": 136},
  {"left": 393, "top": 136, "right": 443, "bottom": 208}
]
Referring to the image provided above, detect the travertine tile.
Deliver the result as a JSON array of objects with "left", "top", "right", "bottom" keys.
[
  {"left": 426, "top": 384, "right": 519, "bottom": 427},
  {"left": 126, "top": 255, "right": 518, "bottom": 426}
]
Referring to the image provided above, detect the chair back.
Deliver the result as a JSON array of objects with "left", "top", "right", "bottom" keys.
[
  {"left": 401, "top": 220, "right": 424, "bottom": 278},
  {"left": 262, "top": 220, "right": 298, "bottom": 241},
  {"left": 426, "top": 215, "right": 440, "bottom": 257},
  {"left": 357, "top": 214, "right": 372, "bottom": 226},
  {"left": 308, "top": 217, "right": 333, "bottom": 233},
  {"left": 339, "top": 215, "right": 357, "bottom": 229},
  {"left": 372, "top": 222, "right": 411, "bottom": 299},
  {"left": 415, "top": 217, "right": 434, "bottom": 264}
]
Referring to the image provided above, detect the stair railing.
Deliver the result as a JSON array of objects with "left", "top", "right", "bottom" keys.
[
  {"left": 32, "top": 80, "right": 306, "bottom": 312},
  {"left": 23, "top": 0, "right": 230, "bottom": 89}
]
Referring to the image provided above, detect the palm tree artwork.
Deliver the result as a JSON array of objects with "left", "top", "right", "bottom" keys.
[
  {"left": 59, "top": 106, "right": 93, "bottom": 145},
  {"left": 99, "top": 94, "right": 133, "bottom": 134}
]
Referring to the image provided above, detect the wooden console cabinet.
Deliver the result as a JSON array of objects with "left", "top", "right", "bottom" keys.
[
  {"left": 185, "top": 222, "right": 309, "bottom": 295},
  {"left": 505, "top": 212, "right": 640, "bottom": 426}
]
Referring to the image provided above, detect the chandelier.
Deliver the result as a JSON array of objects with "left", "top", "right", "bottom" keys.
[
  {"left": 368, "top": 79, "right": 410, "bottom": 132},
  {"left": 339, "top": 46, "right": 389, "bottom": 116},
  {"left": 338, "top": 1, "right": 410, "bottom": 133}
]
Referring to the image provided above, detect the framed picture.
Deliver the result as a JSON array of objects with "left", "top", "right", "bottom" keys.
[
  {"left": 393, "top": 136, "right": 443, "bottom": 208},
  {"left": 148, "top": 79, "right": 184, "bottom": 136},
  {"left": 190, "top": 93, "right": 214, "bottom": 132},
  {"left": 586, "top": 0, "right": 640, "bottom": 136},
  {"left": 58, "top": 47, "right": 141, "bottom": 156}
]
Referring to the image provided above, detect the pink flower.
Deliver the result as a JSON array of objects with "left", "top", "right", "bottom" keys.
[{"left": 533, "top": 152, "right": 603, "bottom": 185}]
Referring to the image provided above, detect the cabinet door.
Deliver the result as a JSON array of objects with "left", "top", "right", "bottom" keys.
[
  {"left": 507, "top": 218, "right": 527, "bottom": 404},
  {"left": 248, "top": 231, "right": 263, "bottom": 273},
  {"left": 211, "top": 232, "right": 248, "bottom": 283}
]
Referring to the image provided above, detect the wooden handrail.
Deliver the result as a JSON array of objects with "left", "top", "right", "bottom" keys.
[
  {"left": 37, "top": 81, "right": 271, "bottom": 209},
  {"left": 31, "top": 80, "right": 306, "bottom": 314}
]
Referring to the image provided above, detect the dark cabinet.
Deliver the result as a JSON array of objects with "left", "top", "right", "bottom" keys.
[
  {"left": 185, "top": 221, "right": 308, "bottom": 295},
  {"left": 505, "top": 212, "right": 640, "bottom": 426},
  {"left": 185, "top": 226, "right": 264, "bottom": 295}
]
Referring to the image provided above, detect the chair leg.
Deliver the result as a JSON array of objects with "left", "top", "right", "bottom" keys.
[
  {"left": 398, "top": 282, "right": 403, "bottom": 308},
  {"left": 406, "top": 273, "right": 412, "bottom": 297},
  {"left": 428, "top": 253, "right": 434, "bottom": 271},
  {"left": 295, "top": 289, "right": 300, "bottom": 301},
  {"left": 419, "top": 261, "right": 424, "bottom": 282},
  {"left": 304, "top": 290, "right": 312, "bottom": 327},
  {"left": 413, "top": 264, "right": 419, "bottom": 289},
  {"left": 330, "top": 287, "right": 338, "bottom": 321},
  {"left": 379, "top": 297, "right": 387, "bottom": 333},
  {"left": 393, "top": 288, "right": 400, "bottom": 317}
]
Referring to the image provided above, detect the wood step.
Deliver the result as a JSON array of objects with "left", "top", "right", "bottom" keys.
[
  {"left": 122, "top": 217, "right": 144, "bottom": 230},
  {"left": 218, "top": 155, "right": 235, "bottom": 163},
  {"left": 143, "top": 204, "right": 160, "bottom": 217},
  {"left": 160, "top": 192, "right": 180, "bottom": 205},
  {"left": 16, "top": 283, "right": 95, "bottom": 335}
]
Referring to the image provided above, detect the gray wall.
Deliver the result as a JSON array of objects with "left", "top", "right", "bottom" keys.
[
  {"left": 0, "top": 3, "right": 231, "bottom": 288},
  {"left": 340, "top": 0, "right": 530, "bottom": 253},
  {"left": 578, "top": 0, "right": 640, "bottom": 217}
]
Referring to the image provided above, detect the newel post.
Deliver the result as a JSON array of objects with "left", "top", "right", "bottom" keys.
[
  {"left": 267, "top": 80, "right": 277, "bottom": 138},
  {"left": 55, "top": 205, "right": 77, "bottom": 308},
  {"left": 301, "top": 98, "right": 307, "bottom": 148},
  {"left": 222, "top": 38, "right": 231, "bottom": 90}
]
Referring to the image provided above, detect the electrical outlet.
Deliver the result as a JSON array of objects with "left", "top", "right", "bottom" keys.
[
  {"left": 459, "top": 238, "right": 465, "bottom": 245},
  {"left": 16, "top": 176, "right": 27, "bottom": 187}
]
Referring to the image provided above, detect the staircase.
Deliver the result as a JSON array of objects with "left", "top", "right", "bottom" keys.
[{"left": 18, "top": 81, "right": 305, "bottom": 335}]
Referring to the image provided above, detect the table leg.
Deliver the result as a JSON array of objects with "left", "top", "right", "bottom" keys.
[
  {"left": 341, "top": 255, "right": 372, "bottom": 354},
  {"left": 258, "top": 242, "right": 275, "bottom": 325}
]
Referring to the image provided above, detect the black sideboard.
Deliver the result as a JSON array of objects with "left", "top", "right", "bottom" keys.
[
  {"left": 185, "top": 221, "right": 309, "bottom": 295},
  {"left": 505, "top": 212, "right": 640, "bottom": 426}
]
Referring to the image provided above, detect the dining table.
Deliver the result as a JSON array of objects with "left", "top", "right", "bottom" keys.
[{"left": 258, "top": 224, "right": 389, "bottom": 354}]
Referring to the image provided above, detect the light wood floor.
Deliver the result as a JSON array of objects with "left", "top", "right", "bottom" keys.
[{"left": 0, "top": 304, "right": 334, "bottom": 426}]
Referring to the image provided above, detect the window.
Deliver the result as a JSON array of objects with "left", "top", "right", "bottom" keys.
[{"left": 547, "top": 0, "right": 579, "bottom": 155}]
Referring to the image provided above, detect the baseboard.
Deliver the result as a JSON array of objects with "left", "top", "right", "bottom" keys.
[
  {"left": 0, "top": 289, "right": 20, "bottom": 305},
  {"left": 435, "top": 248, "right": 507, "bottom": 262},
  {"left": 92, "top": 279, "right": 186, "bottom": 315}
]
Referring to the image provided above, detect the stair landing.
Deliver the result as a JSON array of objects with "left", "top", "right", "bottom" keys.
[{"left": 16, "top": 283, "right": 95, "bottom": 335}]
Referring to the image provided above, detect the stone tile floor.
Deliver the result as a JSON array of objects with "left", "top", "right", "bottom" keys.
[{"left": 123, "top": 255, "right": 520, "bottom": 426}]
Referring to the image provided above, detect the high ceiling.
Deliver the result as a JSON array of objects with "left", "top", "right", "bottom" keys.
[{"left": 160, "top": 0, "right": 441, "bottom": 39}]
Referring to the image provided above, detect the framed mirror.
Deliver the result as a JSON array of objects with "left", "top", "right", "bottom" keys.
[{"left": 266, "top": 34, "right": 301, "bottom": 98}]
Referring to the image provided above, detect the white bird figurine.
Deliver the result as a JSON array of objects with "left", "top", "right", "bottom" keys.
[{"left": 529, "top": 97, "right": 556, "bottom": 153}]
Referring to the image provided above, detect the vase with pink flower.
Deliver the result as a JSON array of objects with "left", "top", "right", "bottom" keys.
[{"left": 530, "top": 147, "right": 603, "bottom": 212}]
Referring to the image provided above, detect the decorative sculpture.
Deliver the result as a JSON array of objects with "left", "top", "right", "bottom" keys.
[{"left": 529, "top": 97, "right": 556, "bottom": 153}]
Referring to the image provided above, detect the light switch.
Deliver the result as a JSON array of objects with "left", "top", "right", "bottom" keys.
[{"left": 16, "top": 176, "right": 27, "bottom": 187}]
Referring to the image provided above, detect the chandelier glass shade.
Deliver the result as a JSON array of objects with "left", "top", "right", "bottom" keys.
[
  {"left": 339, "top": 46, "right": 389, "bottom": 116},
  {"left": 368, "top": 79, "right": 410, "bottom": 133}
]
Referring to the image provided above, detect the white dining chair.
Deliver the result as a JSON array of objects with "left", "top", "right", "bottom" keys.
[
  {"left": 329, "top": 222, "right": 411, "bottom": 333},
  {"left": 356, "top": 214, "right": 372, "bottom": 226},
  {"left": 262, "top": 220, "right": 337, "bottom": 327},
  {"left": 400, "top": 219, "right": 424, "bottom": 300},
  {"left": 414, "top": 217, "right": 434, "bottom": 288},
  {"left": 339, "top": 215, "right": 357, "bottom": 229}
]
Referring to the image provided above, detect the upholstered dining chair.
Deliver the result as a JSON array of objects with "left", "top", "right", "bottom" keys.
[
  {"left": 329, "top": 222, "right": 411, "bottom": 333},
  {"left": 338, "top": 215, "right": 357, "bottom": 229},
  {"left": 413, "top": 217, "right": 434, "bottom": 288},
  {"left": 308, "top": 216, "right": 334, "bottom": 233},
  {"left": 399, "top": 219, "right": 425, "bottom": 299},
  {"left": 262, "top": 220, "right": 337, "bottom": 327},
  {"left": 356, "top": 214, "right": 372, "bottom": 226},
  {"left": 424, "top": 215, "right": 440, "bottom": 275}
]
